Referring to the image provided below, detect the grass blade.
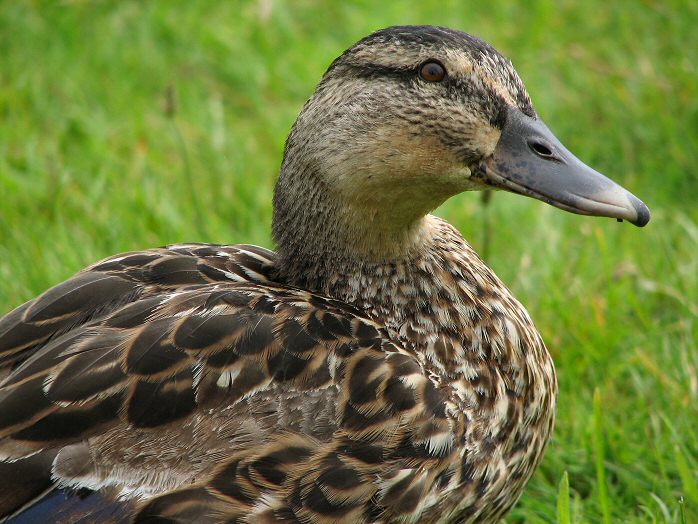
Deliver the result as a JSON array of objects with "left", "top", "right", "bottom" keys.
[
  {"left": 674, "top": 444, "right": 698, "bottom": 504},
  {"left": 557, "top": 470, "right": 571, "bottom": 524},
  {"left": 593, "top": 388, "right": 611, "bottom": 524}
]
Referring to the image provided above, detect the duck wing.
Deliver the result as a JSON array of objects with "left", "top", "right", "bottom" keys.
[{"left": 0, "top": 246, "right": 454, "bottom": 523}]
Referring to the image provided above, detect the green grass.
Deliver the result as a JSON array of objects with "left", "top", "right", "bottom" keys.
[{"left": 1, "top": 1, "right": 697, "bottom": 522}]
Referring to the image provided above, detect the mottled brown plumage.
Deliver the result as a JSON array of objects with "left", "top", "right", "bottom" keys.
[{"left": 0, "top": 26, "right": 648, "bottom": 523}]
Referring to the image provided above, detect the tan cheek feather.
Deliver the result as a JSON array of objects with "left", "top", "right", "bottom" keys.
[
  {"left": 367, "top": 126, "right": 459, "bottom": 177},
  {"left": 469, "top": 122, "right": 501, "bottom": 158},
  {"left": 332, "top": 126, "right": 466, "bottom": 206}
]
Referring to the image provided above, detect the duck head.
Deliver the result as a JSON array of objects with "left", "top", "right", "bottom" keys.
[{"left": 273, "top": 26, "right": 649, "bottom": 269}]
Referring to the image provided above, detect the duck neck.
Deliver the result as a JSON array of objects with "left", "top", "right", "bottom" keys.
[{"left": 272, "top": 167, "right": 438, "bottom": 294}]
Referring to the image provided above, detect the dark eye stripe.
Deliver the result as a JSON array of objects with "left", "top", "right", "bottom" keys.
[
  {"left": 338, "top": 62, "right": 448, "bottom": 85},
  {"left": 342, "top": 63, "right": 418, "bottom": 82}
]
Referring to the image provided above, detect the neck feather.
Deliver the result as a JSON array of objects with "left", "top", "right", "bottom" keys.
[{"left": 272, "top": 165, "right": 435, "bottom": 286}]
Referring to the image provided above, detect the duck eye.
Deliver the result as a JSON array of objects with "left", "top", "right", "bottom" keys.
[{"left": 420, "top": 61, "right": 446, "bottom": 82}]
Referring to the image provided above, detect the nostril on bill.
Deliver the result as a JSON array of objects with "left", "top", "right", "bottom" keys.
[{"left": 528, "top": 140, "right": 554, "bottom": 158}]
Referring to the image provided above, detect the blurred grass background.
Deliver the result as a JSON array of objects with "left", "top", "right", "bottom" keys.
[{"left": 0, "top": 1, "right": 696, "bottom": 522}]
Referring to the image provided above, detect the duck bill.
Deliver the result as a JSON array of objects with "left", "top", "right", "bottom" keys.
[{"left": 473, "top": 106, "right": 650, "bottom": 227}]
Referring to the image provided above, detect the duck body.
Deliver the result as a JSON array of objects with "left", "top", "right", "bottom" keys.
[
  {"left": 0, "top": 225, "right": 554, "bottom": 524},
  {"left": 0, "top": 26, "right": 647, "bottom": 523}
]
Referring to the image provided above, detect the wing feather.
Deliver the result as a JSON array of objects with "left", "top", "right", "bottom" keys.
[{"left": 0, "top": 244, "right": 276, "bottom": 372}]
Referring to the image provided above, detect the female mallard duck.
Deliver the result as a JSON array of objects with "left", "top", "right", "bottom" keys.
[{"left": 0, "top": 26, "right": 648, "bottom": 523}]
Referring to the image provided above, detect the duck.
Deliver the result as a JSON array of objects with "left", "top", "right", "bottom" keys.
[{"left": 0, "top": 25, "right": 649, "bottom": 524}]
